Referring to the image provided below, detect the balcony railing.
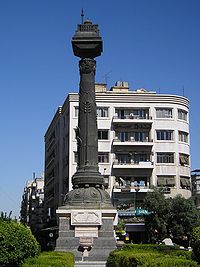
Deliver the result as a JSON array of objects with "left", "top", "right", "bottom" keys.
[
  {"left": 78, "top": 24, "right": 99, "bottom": 33},
  {"left": 113, "top": 160, "right": 153, "bottom": 168},
  {"left": 113, "top": 183, "right": 151, "bottom": 194},
  {"left": 46, "top": 137, "right": 55, "bottom": 152},
  {"left": 113, "top": 159, "right": 153, "bottom": 165},
  {"left": 113, "top": 114, "right": 152, "bottom": 120},
  {"left": 113, "top": 137, "right": 153, "bottom": 143}
]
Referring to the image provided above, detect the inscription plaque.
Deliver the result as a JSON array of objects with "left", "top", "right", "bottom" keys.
[
  {"left": 75, "top": 226, "right": 98, "bottom": 237},
  {"left": 71, "top": 210, "right": 102, "bottom": 225}
]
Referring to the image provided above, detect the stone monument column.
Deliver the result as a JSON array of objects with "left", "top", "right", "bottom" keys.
[
  {"left": 72, "top": 58, "right": 104, "bottom": 188},
  {"left": 56, "top": 20, "right": 117, "bottom": 261}
]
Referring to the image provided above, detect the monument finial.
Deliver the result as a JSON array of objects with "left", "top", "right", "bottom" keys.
[{"left": 81, "top": 8, "right": 84, "bottom": 24}]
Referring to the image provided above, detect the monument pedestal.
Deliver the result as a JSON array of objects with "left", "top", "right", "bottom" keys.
[{"left": 55, "top": 207, "right": 117, "bottom": 261}]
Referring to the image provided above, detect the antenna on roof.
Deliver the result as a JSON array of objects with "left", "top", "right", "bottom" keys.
[
  {"left": 182, "top": 85, "right": 185, "bottom": 96},
  {"left": 158, "top": 88, "right": 161, "bottom": 94},
  {"left": 102, "top": 71, "right": 112, "bottom": 86},
  {"left": 81, "top": 8, "right": 84, "bottom": 24}
]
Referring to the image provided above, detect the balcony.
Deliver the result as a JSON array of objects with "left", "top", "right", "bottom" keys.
[
  {"left": 113, "top": 114, "right": 153, "bottom": 125},
  {"left": 113, "top": 160, "right": 153, "bottom": 169},
  {"left": 46, "top": 137, "right": 55, "bottom": 152},
  {"left": 113, "top": 137, "right": 153, "bottom": 146},
  {"left": 45, "top": 156, "right": 55, "bottom": 169},
  {"left": 113, "top": 182, "right": 151, "bottom": 193}
]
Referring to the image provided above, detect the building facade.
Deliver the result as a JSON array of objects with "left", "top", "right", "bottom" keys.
[
  {"left": 20, "top": 176, "right": 45, "bottom": 233},
  {"left": 44, "top": 82, "right": 191, "bottom": 226},
  {"left": 191, "top": 169, "right": 200, "bottom": 209}
]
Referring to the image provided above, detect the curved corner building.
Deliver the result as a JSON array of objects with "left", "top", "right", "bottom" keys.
[{"left": 44, "top": 82, "right": 191, "bottom": 220}]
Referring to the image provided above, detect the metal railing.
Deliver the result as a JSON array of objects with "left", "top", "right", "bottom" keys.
[
  {"left": 78, "top": 24, "right": 99, "bottom": 33},
  {"left": 113, "top": 137, "right": 153, "bottom": 143},
  {"left": 113, "top": 115, "right": 152, "bottom": 120},
  {"left": 113, "top": 160, "right": 153, "bottom": 166}
]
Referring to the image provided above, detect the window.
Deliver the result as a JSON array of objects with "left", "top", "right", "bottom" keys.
[
  {"left": 178, "top": 131, "right": 188, "bottom": 143},
  {"left": 117, "top": 154, "right": 131, "bottom": 164},
  {"left": 134, "top": 132, "right": 146, "bottom": 142},
  {"left": 157, "top": 153, "right": 174, "bottom": 163},
  {"left": 134, "top": 153, "right": 149, "bottom": 163},
  {"left": 98, "top": 130, "right": 109, "bottom": 140},
  {"left": 156, "top": 130, "right": 173, "bottom": 140},
  {"left": 156, "top": 108, "right": 173, "bottom": 118},
  {"left": 97, "top": 107, "right": 109, "bottom": 117},
  {"left": 74, "top": 106, "right": 79, "bottom": 117},
  {"left": 98, "top": 153, "right": 109, "bottom": 163},
  {"left": 117, "top": 132, "right": 129, "bottom": 142},
  {"left": 180, "top": 176, "right": 191, "bottom": 189},
  {"left": 157, "top": 176, "right": 175, "bottom": 187},
  {"left": 178, "top": 109, "right": 187, "bottom": 121},
  {"left": 115, "top": 109, "right": 149, "bottom": 119},
  {"left": 179, "top": 153, "right": 189, "bottom": 166}
]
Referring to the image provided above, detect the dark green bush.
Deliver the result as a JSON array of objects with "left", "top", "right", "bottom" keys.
[
  {"left": 0, "top": 220, "right": 40, "bottom": 267},
  {"left": 106, "top": 244, "right": 198, "bottom": 267},
  {"left": 191, "top": 225, "right": 200, "bottom": 263},
  {"left": 22, "top": 251, "right": 74, "bottom": 267}
]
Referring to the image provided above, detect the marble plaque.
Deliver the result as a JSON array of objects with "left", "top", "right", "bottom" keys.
[
  {"left": 75, "top": 226, "right": 98, "bottom": 238},
  {"left": 79, "top": 237, "right": 93, "bottom": 246},
  {"left": 71, "top": 210, "right": 102, "bottom": 225}
]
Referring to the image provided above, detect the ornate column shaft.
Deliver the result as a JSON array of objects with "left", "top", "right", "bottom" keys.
[
  {"left": 78, "top": 59, "right": 98, "bottom": 170},
  {"left": 72, "top": 58, "right": 104, "bottom": 188}
]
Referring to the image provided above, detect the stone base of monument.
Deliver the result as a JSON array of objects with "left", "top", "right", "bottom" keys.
[{"left": 55, "top": 207, "right": 118, "bottom": 261}]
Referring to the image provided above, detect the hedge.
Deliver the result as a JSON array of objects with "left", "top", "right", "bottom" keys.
[
  {"left": 191, "top": 225, "right": 200, "bottom": 263},
  {"left": 0, "top": 220, "right": 40, "bottom": 267},
  {"left": 22, "top": 252, "right": 74, "bottom": 267},
  {"left": 106, "top": 244, "right": 199, "bottom": 267}
]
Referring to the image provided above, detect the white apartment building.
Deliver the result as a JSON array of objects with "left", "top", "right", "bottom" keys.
[
  {"left": 20, "top": 176, "right": 45, "bottom": 231},
  {"left": 191, "top": 169, "right": 200, "bottom": 209},
  {"left": 44, "top": 82, "right": 191, "bottom": 223}
]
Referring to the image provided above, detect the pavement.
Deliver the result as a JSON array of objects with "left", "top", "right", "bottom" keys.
[{"left": 75, "top": 261, "right": 106, "bottom": 267}]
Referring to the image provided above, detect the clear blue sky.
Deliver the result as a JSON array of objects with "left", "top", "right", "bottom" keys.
[{"left": 0, "top": 0, "right": 199, "bottom": 218}]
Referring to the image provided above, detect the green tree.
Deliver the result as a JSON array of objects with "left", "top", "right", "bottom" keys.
[
  {"left": 191, "top": 225, "right": 200, "bottom": 262},
  {"left": 143, "top": 189, "right": 198, "bottom": 245},
  {"left": 0, "top": 219, "right": 40, "bottom": 267},
  {"left": 144, "top": 189, "right": 170, "bottom": 243},
  {"left": 169, "top": 195, "right": 198, "bottom": 245}
]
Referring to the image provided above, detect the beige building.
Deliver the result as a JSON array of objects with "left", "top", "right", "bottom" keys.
[
  {"left": 44, "top": 82, "right": 191, "bottom": 225},
  {"left": 20, "top": 175, "right": 45, "bottom": 232},
  {"left": 191, "top": 169, "right": 200, "bottom": 209}
]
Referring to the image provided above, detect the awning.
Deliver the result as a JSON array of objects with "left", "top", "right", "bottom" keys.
[
  {"left": 185, "top": 179, "right": 191, "bottom": 186},
  {"left": 181, "top": 178, "right": 187, "bottom": 186},
  {"left": 180, "top": 178, "right": 190, "bottom": 187},
  {"left": 157, "top": 177, "right": 175, "bottom": 186},
  {"left": 157, "top": 177, "right": 166, "bottom": 186},
  {"left": 125, "top": 223, "right": 145, "bottom": 232},
  {"left": 180, "top": 155, "right": 189, "bottom": 165},
  {"left": 166, "top": 177, "right": 175, "bottom": 185}
]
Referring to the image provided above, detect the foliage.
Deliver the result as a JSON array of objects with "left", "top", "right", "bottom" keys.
[
  {"left": 0, "top": 219, "right": 40, "bottom": 267},
  {"left": 106, "top": 244, "right": 199, "bottom": 267},
  {"left": 143, "top": 189, "right": 171, "bottom": 243},
  {"left": 0, "top": 211, "right": 13, "bottom": 221},
  {"left": 191, "top": 225, "right": 200, "bottom": 263},
  {"left": 169, "top": 195, "right": 198, "bottom": 244},
  {"left": 22, "top": 251, "right": 74, "bottom": 267},
  {"left": 115, "top": 219, "right": 125, "bottom": 231},
  {"left": 143, "top": 189, "right": 198, "bottom": 244}
]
